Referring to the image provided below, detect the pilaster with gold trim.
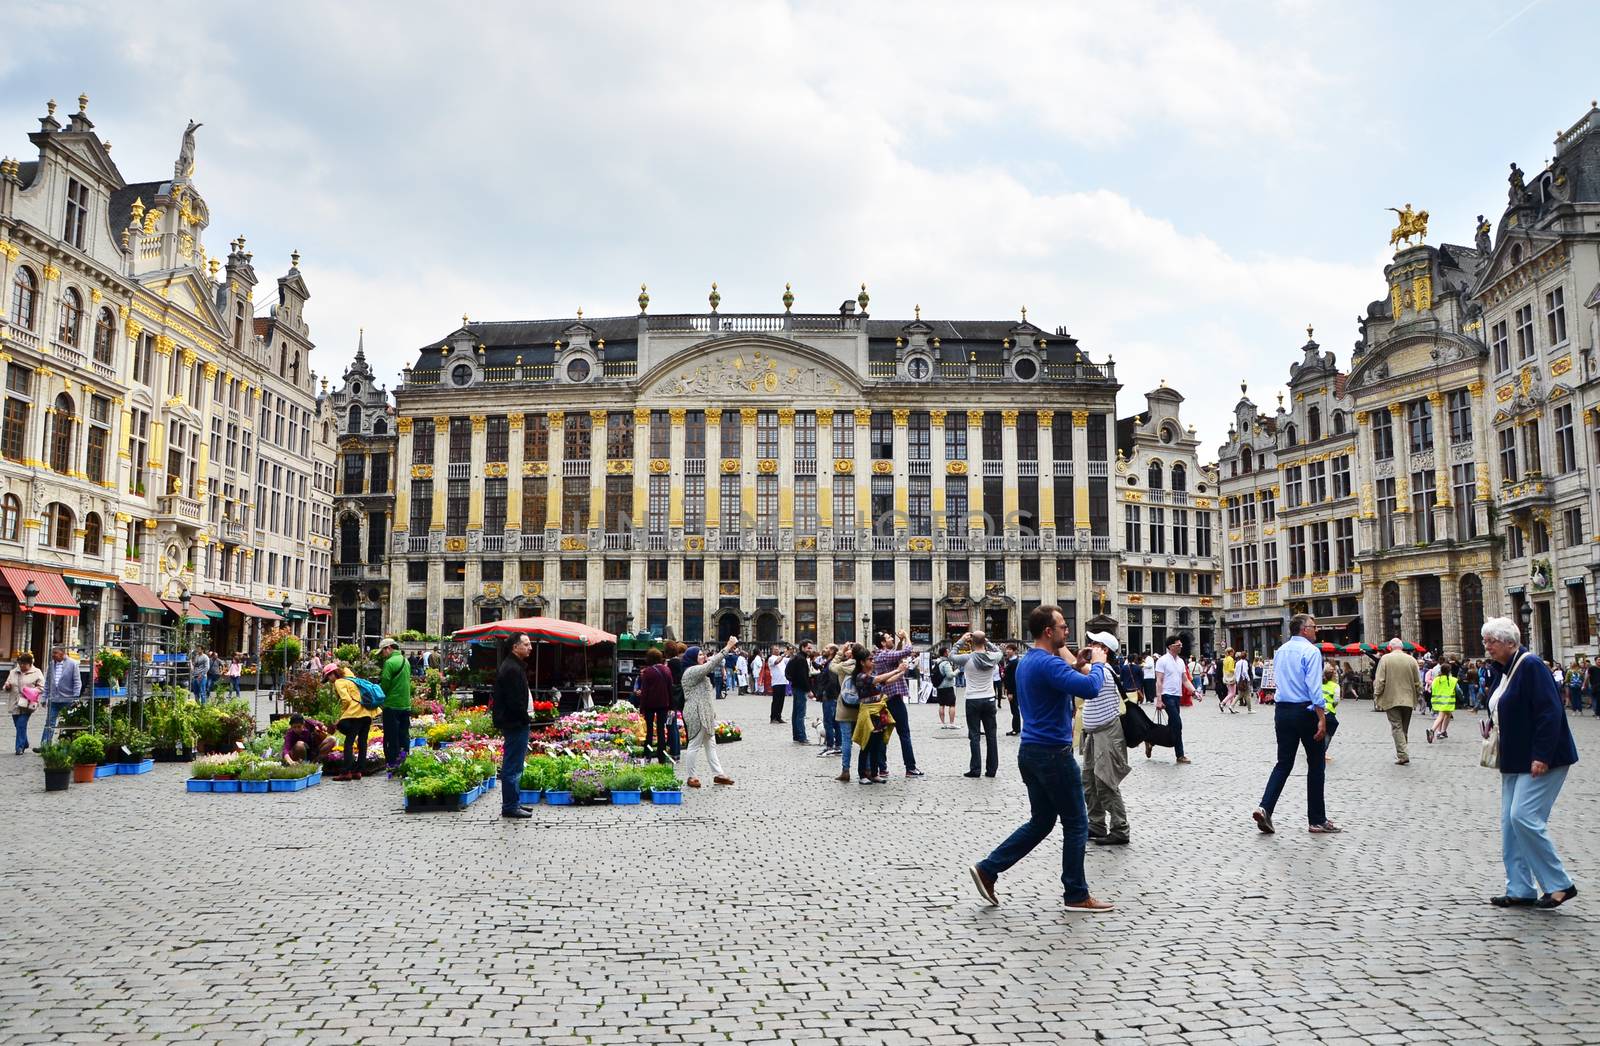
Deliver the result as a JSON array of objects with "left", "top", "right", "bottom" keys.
[{"left": 430, "top": 415, "right": 449, "bottom": 532}]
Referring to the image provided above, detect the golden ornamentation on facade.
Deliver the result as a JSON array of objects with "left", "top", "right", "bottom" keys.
[
  {"left": 1467, "top": 380, "right": 1484, "bottom": 397},
  {"left": 485, "top": 462, "right": 509, "bottom": 478},
  {"left": 722, "top": 458, "right": 741, "bottom": 474},
  {"left": 1038, "top": 410, "right": 1054, "bottom": 426},
  {"left": 1193, "top": 497, "right": 1212, "bottom": 509},
  {"left": 153, "top": 335, "right": 175, "bottom": 356},
  {"left": 815, "top": 408, "right": 833, "bottom": 425},
  {"left": 1411, "top": 274, "right": 1433, "bottom": 312},
  {"left": 890, "top": 408, "right": 909, "bottom": 426},
  {"left": 523, "top": 461, "right": 548, "bottom": 476},
  {"left": 835, "top": 459, "right": 854, "bottom": 474},
  {"left": 560, "top": 536, "right": 587, "bottom": 552},
  {"left": 1001, "top": 410, "right": 1018, "bottom": 427},
  {"left": 684, "top": 535, "right": 705, "bottom": 553},
  {"left": 966, "top": 410, "right": 984, "bottom": 426},
  {"left": 482, "top": 582, "right": 502, "bottom": 600},
  {"left": 1426, "top": 391, "right": 1444, "bottom": 408},
  {"left": 757, "top": 458, "right": 779, "bottom": 474},
  {"left": 632, "top": 407, "right": 650, "bottom": 424},
  {"left": 124, "top": 317, "right": 143, "bottom": 340},
  {"left": 668, "top": 408, "right": 687, "bottom": 424},
  {"left": 649, "top": 458, "right": 671, "bottom": 474},
  {"left": 521, "top": 582, "right": 543, "bottom": 597},
  {"left": 907, "top": 537, "right": 934, "bottom": 553},
  {"left": 1244, "top": 591, "right": 1261, "bottom": 606},
  {"left": 1390, "top": 283, "right": 1404, "bottom": 318},
  {"left": 796, "top": 535, "right": 818, "bottom": 551},
  {"left": 853, "top": 408, "right": 872, "bottom": 424},
  {"left": 1551, "top": 355, "right": 1573, "bottom": 378},
  {"left": 776, "top": 408, "right": 795, "bottom": 425},
  {"left": 928, "top": 409, "right": 946, "bottom": 426},
  {"left": 1126, "top": 594, "right": 1144, "bottom": 605},
  {"left": 605, "top": 459, "right": 633, "bottom": 475},
  {"left": 1386, "top": 403, "right": 1405, "bottom": 417},
  {"left": 1124, "top": 491, "right": 1144, "bottom": 502},
  {"left": 41, "top": 264, "right": 60, "bottom": 282},
  {"left": 740, "top": 408, "right": 758, "bottom": 424},
  {"left": 549, "top": 411, "right": 564, "bottom": 427},
  {"left": 432, "top": 414, "right": 450, "bottom": 428},
  {"left": 588, "top": 409, "right": 607, "bottom": 425},
  {"left": 507, "top": 413, "right": 523, "bottom": 430},
  {"left": 1311, "top": 577, "right": 1330, "bottom": 594},
  {"left": 706, "top": 408, "right": 723, "bottom": 423},
  {"left": 410, "top": 464, "right": 433, "bottom": 479},
  {"left": 1072, "top": 410, "right": 1089, "bottom": 428},
  {"left": 871, "top": 460, "right": 893, "bottom": 475},
  {"left": 1354, "top": 410, "right": 1368, "bottom": 426},
  {"left": 396, "top": 416, "right": 413, "bottom": 434},
  {"left": 0, "top": 241, "right": 18, "bottom": 262},
  {"left": 444, "top": 537, "right": 467, "bottom": 553}
]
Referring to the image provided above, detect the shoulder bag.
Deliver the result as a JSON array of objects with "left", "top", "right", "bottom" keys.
[{"left": 1480, "top": 652, "right": 1526, "bottom": 770}]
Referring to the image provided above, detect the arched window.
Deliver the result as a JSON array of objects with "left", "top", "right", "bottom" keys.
[
  {"left": 347, "top": 403, "right": 362, "bottom": 433},
  {"left": 93, "top": 307, "right": 116, "bottom": 365},
  {"left": 0, "top": 495, "right": 18, "bottom": 542},
  {"left": 1242, "top": 447, "right": 1254, "bottom": 472},
  {"left": 83, "top": 512, "right": 102, "bottom": 556},
  {"left": 1171, "top": 463, "right": 1188, "bottom": 492},
  {"left": 371, "top": 417, "right": 388, "bottom": 435},
  {"left": 290, "top": 353, "right": 300, "bottom": 383},
  {"left": 1308, "top": 406, "right": 1322, "bottom": 442},
  {"left": 48, "top": 393, "right": 75, "bottom": 474},
  {"left": 279, "top": 344, "right": 288, "bottom": 376},
  {"left": 1284, "top": 423, "right": 1298, "bottom": 447},
  {"left": 1147, "top": 461, "right": 1164, "bottom": 489},
  {"left": 58, "top": 288, "right": 84, "bottom": 347},
  {"left": 1331, "top": 410, "right": 1346, "bottom": 435},
  {"left": 321, "top": 422, "right": 330, "bottom": 443},
  {"left": 11, "top": 267, "right": 38, "bottom": 330},
  {"left": 44, "top": 502, "right": 73, "bottom": 550}
]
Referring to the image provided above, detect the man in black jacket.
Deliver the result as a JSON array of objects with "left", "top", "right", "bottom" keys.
[
  {"left": 785, "top": 642, "right": 814, "bottom": 745},
  {"left": 493, "top": 633, "right": 534, "bottom": 818}
]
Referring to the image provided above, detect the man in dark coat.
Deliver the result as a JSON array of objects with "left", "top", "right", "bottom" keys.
[{"left": 493, "top": 633, "right": 534, "bottom": 818}]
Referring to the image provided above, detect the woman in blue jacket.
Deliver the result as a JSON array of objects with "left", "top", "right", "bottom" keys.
[{"left": 1481, "top": 616, "right": 1579, "bottom": 909}]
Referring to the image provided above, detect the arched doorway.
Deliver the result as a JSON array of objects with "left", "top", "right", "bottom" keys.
[
  {"left": 753, "top": 609, "right": 782, "bottom": 644},
  {"left": 714, "top": 608, "right": 743, "bottom": 642},
  {"left": 1381, "top": 581, "right": 1401, "bottom": 641},
  {"left": 1459, "top": 574, "right": 1484, "bottom": 657},
  {"left": 1417, "top": 575, "right": 1443, "bottom": 653}
]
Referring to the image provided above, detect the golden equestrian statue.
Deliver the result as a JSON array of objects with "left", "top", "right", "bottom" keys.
[{"left": 1387, "top": 203, "right": 1429, "bottom": 248}]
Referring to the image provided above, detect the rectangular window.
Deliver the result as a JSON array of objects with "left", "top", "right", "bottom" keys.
[
  {"left": 1376, "top": 477, "right": 1396, "bottom": 550},
  {"left": 1447, "top": 389, "right": 1473, "bottom": 445},
  {"left": 1198, "top": 573, "right": 1213, "bottom": 596},
  {"left": 794, "top": 411, "right": 816, "bottom": 461},
  {"left": 721, "top": 475, "right": 743, "bottom": 532},
  {"left": 684, "top": 473, "right": 705, "bottom": 534},
  {"left": 603, "top": 560, "right": 630, "bottom": 582},
  {"left": 1406, "top": 399, "right": 1433, "bottom": 454},
  {"left": 483, "top": 478, "right": 507, "bottom": 535},
  {"left": 757, "top": 410, "right": 779, "bottom": 459},
  {"left": 523, "top": 414, "right": 548, "bottom": 460},
  {"left": 981, "top": 412, "right": 1002, "bottom": 460},
  {"left": 86, "top": 423, "right": 107, "bottom": 484},
  {"left": 1196, "top": 512, "right": 1212, "bottom": 557},
  {"left": 485, "top": 416, "right": 509, "bottom": 462},
  {"left": 1126, "top": 569, "right": 1143, "bottom": 593},
  {"left": 1452, "top": 464, "right": 1477, "bottom": 540},
  {"left": 370, "top": 452, "right": 388, "bottom": 494},
  {"left": 682, "top": 558, "right": 703, "bottom": 581},
  {"left": 1411, "top": 470, "right": 1437, "bottom": 542},
  {"left": 64, "top": 178, "right": 90, "bottom": 250},
  {"left": 908, "top": 475, "right": 931, "bottom": 536},
  {"left": 833, "top": 476, "right": 854, "bottom": 531},
  {"left": 1172, "top": 508, "right": 1189, "bottom": 555},
  {"left": 445, "top": 479, "right": 469, "bottom": 536},
  {"left": 1331, "top": 455, "right": 1352, "bottom": 499},
  {"left": 1564, "top": 507, "right": 1583, "bottom": 549},
  {"left": 795, "top": 557, "right": 817, "bottom": 582},
  {"left": 946, "top": 476, "right": 967, "bottom": 534},
  {"left": 522, "top": 477, "right": 547, "bottom": 532},
  {"left": 1523, "top": 419, "right": 1541, "bottom": 475},
  {"left": 410, "top": 479, "right": 432, "bottom": 533},
  {"left": 448, "top": 417, "right": 472, "bottom": 462},
  {"left": 645, "top": 410, "right": 669, "bottom": 458},
  {"left": 1173, "top": 572, "right": 1190, "bottom": 595},
  {"left": 1150, "top": 570, "right": 1166, "bottom": 594},
  {"left": 1288, "top": 525, "right": 1307, "bottom": 576},
  {"left": 910, "top": 558, "right": 933, "bottom": 582},
  {"left": 1089, "top": 478, "right": 1109, "bottom": 536},
  {"left": 563, "top": 412, "right": 591, "bottom": 460},
  {"left": 835, "top": 559, "right": 855, "bottom": 582},
  {"left": 721, "top": 410, "right": 743, "bottom": 459},
  {"left": 1087, "top": 414, "right": 1107, "bottom": 460},
  {"left": 1555, "top": 404, "right": 1576, "bottom": 474},
  {"left": 1124, "top": 504, "right": 1141, "bottom": 552},
  {"left": 1260, "top": 489, "right": 1275, "bottom": 522},
  {"left": 871, "top": 475, "right": 894, "bottom": 534},
  {"left": 560, "top": 559, "right": 586, "bottom": 582},
  {"left": 1016, "top": 412, "right": 1038, "bottom": 460},
  {"left": 870, "top": 411, "right": 894, "bottom": 460},
  {"left": 648, "top": 474, "right": 669, "bottom": 534},
  {"left": 1335, "top": 517, "right": 1355, "bottom": 571},
  {"left": 343, "top": 453, "right": 365, "bottom": 495},
  {"left": 1284, "top": 466, "right": 1304, "bottom": 509},
  {"left": 1546, "top": 287, "right": 1567, "bottom": 346},
  {"left": 1572, "top": 583, "right": 1591, "bottom": 646},
  {"left": 872, "top": 559, "right": 894, "bottom": 582},
  {"left": 1492, "top": 320, "right": 1510, "bottom": 373},
  {"left": 833, "top": 599, "right": 856, "bottom": 646},
  {"left": 945, "top": 416, "right": 967, "bottom": 461},
  {"left": 1310, "top": 521, "right": 1330, "bottom": 574},
  {"left": 412, "top": 419, "right": 434, "bottom": 464},
  {"left": 1307, "top": 460, "right": 1327, "bottom": 503},
  {"left": 684, "top": 411, "right": 706, "bottom": 459},
  {"left": 1498, "top": 428, "right": 1518, "bottom": 484},
  {"left": 983, "top": 477, "right": 1003, "bottom": 533},
  {"left": 831, "top": 413, "right": 853, "bottom": 460},
  {"left": 1244, "top": 542, "right": 1260, "bottom": 589},
  {"left": 561, "top": 476, "right": 588, "bottom": 532},
  {"left": 756, "top": 474, "right": 779, "bottom": 531},
  {"left": 908, "top": 411, "right": 930, "bottom": 461},
  {"left": 606, "top": 411, "right": 633, "bottom": 459},
  {"left": 1148, "top": 506, "right": 1165, "bottom": 554},
  {"left": 1505, "top": 525, "right": 1525, "bottom": 560},
  {"left": 1515, "top": 302, "right": 1535, "bottom": 361},
  {"left": 2, "top": 397, "right": 27, "bottom": 463},
  {"left": 795, "top": 475, "right": 817, "bottom": 533},
  {"left": 604, "top": 475, "right": 632, "bottom": 531},
  {"left": 1532, "top": 520, "right": 1550, "bottom": 555},
  {"left": 1372, "top": 410, "right": 1394, "bottom": 461}
]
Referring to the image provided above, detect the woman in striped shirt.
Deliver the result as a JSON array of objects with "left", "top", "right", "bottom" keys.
[{"left": 1080, "top": 631, "right": 1132, "bottom": 846}]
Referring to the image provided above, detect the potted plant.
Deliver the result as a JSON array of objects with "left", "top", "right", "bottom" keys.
[
  {"left": 94, "top": 649, "right": 130, "bottom": 696},
  {"left": 70, "top": 732, "right": 105, "bottom": 783},
  {"left": 239, "top": 758, "right": 274, "bottom": 793},
  {"left": 642, "top": 763, "right": 683, "bottom": 804},
  {"left": 568, "top": 767, "right": 606, "bottom": 805},
  {"left": 605, "top": 766, "right": 645, "bottom": 805},
  {"left": 40, "top": 740, "right": 73, "bottom": 791}
]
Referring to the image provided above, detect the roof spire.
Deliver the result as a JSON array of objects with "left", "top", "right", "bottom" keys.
[
  {"left": 355, "top": 328, "right": 366, "bottom": 362},
  {"left": 1306, "top": 323, "right": 1314, "bottom": 341},
  {"left": 1021, "top": 305, "right": 1027, "bottom": 323}
]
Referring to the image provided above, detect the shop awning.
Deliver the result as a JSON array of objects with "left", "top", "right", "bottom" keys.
[
  {"left": 211, "top": 597, "right": 282, "bottom": 621},
  {"left": 284, "top": 608, "right": 309, "bottom": 621},
  {"left": 311, "top": 607, "right": 331, "bottom": 618},
  {"left": 63, "top": 572, "right": 116, "bottom": 589},
  {"left": 188, "top": 594, "right": 225, "bottom": 620},
  {"left": 1, "top": 566, "right": 79, "bottom": 617},
  {"left": 119, "top": 581, "right": 167, "bottom": 614},
  {"left": 162, "top": 599, "right": 210, "bottom": 625}
]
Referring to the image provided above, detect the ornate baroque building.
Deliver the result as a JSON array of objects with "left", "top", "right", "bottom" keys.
[
  {"left": 1216, "top": 330, "right": 1358, "bottom": 657},
  {"left": 327, "top": 333, "right": 394, "bottom": 645},
  {"left": 388, "top": 289, "right": 1121, "bottom": 646},
  {"left": 1476, "top": 103, "right": 1600, "bottom": 658},
  {"left": 0, "top": 96, "right": 334, "bottom": 657},
  {"left": 1114, "top": 384, "right": 1222, "bottom": 657},
  {"left": 1347, "top": 240, "right": 1496, "bottom": 657}
]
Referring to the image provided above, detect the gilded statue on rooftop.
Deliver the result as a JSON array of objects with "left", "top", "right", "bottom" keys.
[{"left": 1387, "top": 203, "right": 1428, "bottom": 248}]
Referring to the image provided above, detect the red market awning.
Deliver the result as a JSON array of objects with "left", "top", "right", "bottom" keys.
[
  {"left": 452, "top": 615, "right": 616, "bottom": 647},
  {"left": 2, "top": 566, "right": 79, "bottom": 617},
  {"left": 162, "top": 599, "right": 210, "bottom": 625},
  {"left": 311, "top": 607, "right": 331, "bottom": 618},
  {"left": 188, "top": 594, "right": 225, "bottom": 619},
  {"left": 119, "top": 581, "right": 167, "bottom": 614},
  {"left": 211, "top": 597, "right": 282, "bottom": 621}
]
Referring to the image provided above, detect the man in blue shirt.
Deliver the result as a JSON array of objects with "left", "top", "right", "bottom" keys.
[
  {"left": 969, "top": 605, "right": 1114, "bottom": 912},
  {"left": 1253, "top": 614, "right": 1338, "bottom": 835}
]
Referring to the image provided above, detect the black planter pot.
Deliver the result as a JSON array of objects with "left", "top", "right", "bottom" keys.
[{"left": 44, "top": 768, "right": 71, "bottom": 791}]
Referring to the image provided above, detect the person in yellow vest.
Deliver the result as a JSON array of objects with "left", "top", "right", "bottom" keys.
[
  {"left": 1427, "top": 662, "right": 1458, "bottom": 744},
  {"left": 1321, "top": 664, "right": 1340, "bottom": 763},
  {"left": 1221, "top": 648, "right": 1238, "bottom": 712}
]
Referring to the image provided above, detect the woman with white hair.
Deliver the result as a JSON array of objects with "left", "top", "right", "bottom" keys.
[{"left": 1481, "top": 616, "right": 1579, "bottom": 909}]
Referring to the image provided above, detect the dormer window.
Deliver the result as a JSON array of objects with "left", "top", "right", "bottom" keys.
[
  {"left": 566, "top": 357, "right": 592, "bottom": 383},
  {"left": 906, "top": 354, "right": 931, "bottom": 381},
  {"left": 1013, "top": 356, "right": 1038, "bottom": 381},
  {"left": 64, "top": 179, "right": 90, "bottom": 250},
  {"left": 1308, "top": 406, "right": 1322, "bottom": 441},
  {"left": 450, "top": 363, "right": 474, "bottom": 388}
]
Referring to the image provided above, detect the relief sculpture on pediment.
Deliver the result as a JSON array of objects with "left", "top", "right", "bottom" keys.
[{"left": 656, "top": 348, "right": 850, "bottom": 399}]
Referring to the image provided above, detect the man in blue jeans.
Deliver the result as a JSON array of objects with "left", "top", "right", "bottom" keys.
[
  {"left": 785, "top": 641, "right": 814, "bottom": 744},
  {"left": 491, "top": 633, "right": 534, "bottom": 819},
  {"left": 969, "top": 605, "right": 1115, "bottom": 913},
  {"left": 1154, "top": 635, "right": 1191, "bottom": 764},
  {"left": 1253, "top": 613, "right": 1338, "bottom": 835}
]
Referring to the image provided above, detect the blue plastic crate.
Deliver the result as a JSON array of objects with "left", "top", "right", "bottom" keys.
[
  {"left": 268, "top": 776, "right": 309, "bottom": 792},
  {"left": 185, "top": 779, "right": 212, "bottom": 793},
  {"left": 118, "top": 759, "right": 155, "bottom": 775},
  {"left": 93, "top": 764, "right": 118, "bottom": 779},
  {"left": 544, "top": 790, "right": 573, "bottom": 805},
  {"left": 410, "top": 737, "right": 426, "bottom": 748},
  {"left": 610, "top": 789, "right": 642, "bottom": 805},
  {"left": 306, "top": 771, "right": 323, "bottom": 787},
  {"left": 211, "top": 779, "right": 241, "bottom": 793},
  {"left": 240, "top": 780, "right": 270, "bottom": 793},
  {"left": 518, "top": 789, "right": 542, "bottom": 805},
  {"left": 92, "top": 685, "right": 128, "bottom": 698},
  {"left": 649, "top": 790, "right": 683, "bottom": 805}
]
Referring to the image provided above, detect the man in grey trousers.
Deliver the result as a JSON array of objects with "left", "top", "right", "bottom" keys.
[{"left": 951, "top": 631, "right": 1003, "bottom": 778}]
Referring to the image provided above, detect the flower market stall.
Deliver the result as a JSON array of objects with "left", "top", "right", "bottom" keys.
[{"left": 451, "top": 616, "right": 619, "bottom": 711}]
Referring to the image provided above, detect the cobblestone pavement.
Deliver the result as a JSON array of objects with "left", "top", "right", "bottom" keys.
[{"left": 2, "top": 693, "right": 1596, "bottom": 1045}]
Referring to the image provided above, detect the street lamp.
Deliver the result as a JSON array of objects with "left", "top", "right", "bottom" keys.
[
  {"left": 22, "top": 579, "right": 37, "bottom": 659},
  {"left": 862, "top": 611, "right": 871, "bottom": 645},
  {"left": 1517, "top": 598, "right": 1533, "bottom": 648}
]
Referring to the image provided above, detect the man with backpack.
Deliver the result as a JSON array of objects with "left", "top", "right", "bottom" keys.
[{"left": 378, "top": 638, "right": 413, "bottom": 770}]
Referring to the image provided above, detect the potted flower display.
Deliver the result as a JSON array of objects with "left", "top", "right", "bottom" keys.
[
  {"left": 70, "top": 732, "right": 105, "bottom": 783},
  {"left": 714, "top": 721, "right": 742, "bottom": 743},
  {"left": 532, "top": 699, "right": 557, "bottom": 725},
  {"left": 94, "top": 649, "right": 130, "bottom": 697},
  {"left": 568, "top": 767, "right": 607, "bottom": 805},
  {"left": 641, "top": 763, "right": 683, "bottom": 804},
  {"left": 605, "top": 766, "right": 645, "bottom": 805},
  {"left": 40, "top": 740, "right": 73, "bottom": 791}
]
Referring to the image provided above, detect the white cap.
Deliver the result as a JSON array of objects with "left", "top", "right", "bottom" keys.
[{"left": 1085, "top": 630, "right": 1120, "bottom": 654}]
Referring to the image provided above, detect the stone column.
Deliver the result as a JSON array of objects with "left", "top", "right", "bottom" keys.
[
  {"left": 705, "top": 409, "right": 723, "bottom": 529},
  {"left": 633, "top": 408, "right": 651, "bottom": 532},
  {"left": 429, "top": 414, "right": 448, "bottom": 533},
  {"left": 1469, "top": 380, "right": 1492, "bottom": 536},
  {"left": 816, "top": 409, "right": 834, "bottom": 530},
  {"left": 545, "top": 412, "right": 564, "bottom": 533},
  {"left": 1388, "top": 404, "right": 1409, "bottom": 546},
  {"left": 740, "top": 408, "right": 757, "bottom": 617},
  {"left": 1439, "top": 572, "right": 1461, "bottom": 655},
  {"left": 667, "top": 409, "right": 687, "bottom": 630},
  {"left": 468, "top": 414, "right": 487, "bottom": 532},
  {"left": 966, "top": 409, "right": 985, "bottom": 541},
  {"left": 505, "top": 413, "right": 524, "bottom": 535},
  {"left": 777, "top": 409, "right": 795, "bottom": 531},
  {"left": 1399, "top": 575, "right": 1419, "bottom": 642},
  {"left": 587, "top": 409, "right": 606, "bottom": 531},
  {"left": 854, "top": 408, "right": 872, "bottom": 622},
  {"left": 1072, "top": 410, "right": 1091, "bottom": 534}
]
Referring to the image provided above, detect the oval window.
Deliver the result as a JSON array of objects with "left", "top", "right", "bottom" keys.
[
  {"left": 907, "top": 357, "right": 930, "bottom": 380},
  {"left": 566, "top": 357, "right": 592, "bottom": 382},
  {"left": 450, "top": 363, "right": 473, "bottom": 387},
  {"left": 1013, "top": 357, "right": 1037, "bottom": 381}
]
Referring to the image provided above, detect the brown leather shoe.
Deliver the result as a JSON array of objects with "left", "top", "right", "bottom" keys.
[
  {"left": 836, "top": 770, "right": 850, "bottom": 782},
  {"left": 686, "top": 778, "right": 701, "bottom": 788},
  {"left": 713, "top": 776, "right": 735, "bottom": 785},
  {"left": 1175, "top": 756, "right": 1192, "bottom": 764},
  {"left": 1064, "top": 896, "right": 1115, "bottom": 913}
]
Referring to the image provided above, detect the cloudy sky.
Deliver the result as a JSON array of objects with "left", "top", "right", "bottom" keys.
[{"left": 1, "top": 0, "right": 1592, "bottom": 451}]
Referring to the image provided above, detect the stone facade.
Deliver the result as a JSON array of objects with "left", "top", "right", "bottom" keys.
[
  {"left": 0, "top": 97, "right": 334, "bottom": 657},
  {"left": 1114, "top": 385, "right": 1222, "bottom": 658},
  {"left": 388, "top": 294, "right": 1121, "bottom": 646},
  {"left": 326, "top": 333, "right": 394, "bottom": 645}
]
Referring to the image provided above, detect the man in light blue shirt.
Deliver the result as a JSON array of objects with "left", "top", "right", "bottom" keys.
[
  {"left": 1253, "top": 614, "right": 1336, "bottom": 836},
  {"left": 40, "top": 645, "right": 82, "bottom": 745}
]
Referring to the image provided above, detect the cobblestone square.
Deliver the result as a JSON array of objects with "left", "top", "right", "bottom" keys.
[{"left": 3, "top": 695, "right": 1595, "bottom": 1045}]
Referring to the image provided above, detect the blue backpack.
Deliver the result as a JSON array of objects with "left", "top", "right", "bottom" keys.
[{"left": 354, "top": 677, "right": 386, "bottom": 709}]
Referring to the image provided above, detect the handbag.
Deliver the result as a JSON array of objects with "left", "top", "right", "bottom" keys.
[{"left": 1479, "top": 715, "right": 1499, "bottom": 769}]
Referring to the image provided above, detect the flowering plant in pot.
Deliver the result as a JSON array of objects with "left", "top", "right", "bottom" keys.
[
  {"left": 95, "top": 648, "right": 131, "bottom": 688},
  {"left": 569, "top": 767, "right": 607, "bottom": 804},
  {"left": 39, "top": 740, "right": 74, "bottom": 790}
]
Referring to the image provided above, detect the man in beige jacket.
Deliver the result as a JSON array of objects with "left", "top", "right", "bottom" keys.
[{"left": 1372, "top": 639, "right": 1421, "bottom": 764}]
